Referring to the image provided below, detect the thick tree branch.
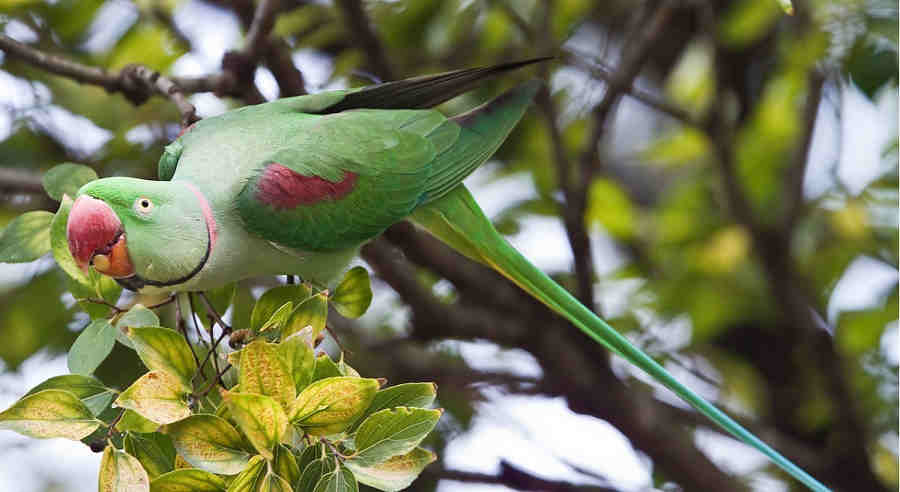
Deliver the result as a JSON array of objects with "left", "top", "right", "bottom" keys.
[
  {"left": 433, "top": 461, "right": 621, "bottom": 492},
  {"left": 782, "top": 71, "right": 824, "bottom": 232},
  {"left": 0, "top": 35, "right": 199, "bottom": 127}
]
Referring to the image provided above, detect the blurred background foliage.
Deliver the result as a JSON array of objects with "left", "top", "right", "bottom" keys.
[{"left": 0, "top": 0, "right": 897, "bottom": 491}]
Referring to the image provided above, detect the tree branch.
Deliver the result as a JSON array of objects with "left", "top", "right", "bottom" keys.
[
  {"left": 0, "top": 35, "right": 199, "bottom": 127},
  {"left": 334, "top": 0, "right": 395, "bottom": 80},
  {"left": 433, "top": 461, "right": 621, "bottom": 492},
  {"left": 782, "top": 70, "right": 824, "bottom": 232}
]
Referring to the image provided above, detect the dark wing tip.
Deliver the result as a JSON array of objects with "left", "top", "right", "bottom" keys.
[{"left": 319, "top": 57, "right": 553, "bottom": 114}]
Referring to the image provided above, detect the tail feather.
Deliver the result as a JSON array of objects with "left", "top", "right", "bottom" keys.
[
  {"left": 411, "top": 185, "right": 830, "bottom": 492},
  {"left": 422, "top": 80, "right": 542, "bottom": 203},
  {"left": 321, "top": 57, "right": 551, "bottom": 113}
]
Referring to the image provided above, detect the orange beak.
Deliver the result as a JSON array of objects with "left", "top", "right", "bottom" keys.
[{"left": 67, "top": 196, "right": 135, "bottom": 278}]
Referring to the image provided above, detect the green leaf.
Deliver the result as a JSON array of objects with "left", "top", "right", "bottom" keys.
[
  {"left": 585, "top": 178, "right": 635, "bottom": 239},
  {"left": 224, "top": 455, "right": 265, "bottom": 492},
  {"left": 150, "top": 469, "right": 227, "bottom": 492},
  {"left": 259, "top": 302, "right": 293, "bottom": 333},
  {"left": 99, "top": 445, "right": 151, "bottom": 492},
  {"left": 351, "top": 407, "right": 442, "bottom": 467},
  {"left": 351, "top": 383, "right": 437, "bottom": 432},
  {"left": 0, "top": 389, "right": 101, "bottom": 440},
  {"left": 239, "top": 340, "right": 296, "bottom": 408},
  {"left": 116, "top": 409, "right": 160, "bottom": 434},
  {"left": 285, "top": 292, "right": 329, "bottom": 339},
  {"left": 223, "top": 391, "right": 288, "bottom": 460},
  {"left": 289, "top": 377, "right": 379, "bottom": 436},
  {"left": 0, "top": 210, "right": 52, "bottom": 262},
  {"left": 337, "top": 354, "right": 360, "bottom": 378},
  {"left": 24, "top": 374, "right": 116, "bottom": 417},
  {"left": 67, "top": 319, "right": 116, "bottom": 375},
  {"left": 298, "top": 456, "right": 337, "bottom": 492},
  {"left": 273, "top": 443, "right": 301, "bottom": 486},
  {"left": 297, "top": 442, "right": 327, "bottom": 474},
  {"left": 124, "top": 431, "right": 176, "bottom": 480},
  {"left": 259, "top": 469, "right": 293, "bottom": 492},
  {"left": 332, "top": 267, "right": 373, "bottom": 318},
  {"left": 251, "top": 284, "right": 313, "bottom": 332},
  {"left": 311, "top": 354, "right": 343, "bottom": 382},
  {"left": 314, "top": 466, "right": 359, "bottom": 492},
  {"left": 115, "top": 370, "right": 192, "bottom": 424},
  {"left": 42, "top": 162, "right": 98, "bottom": 201},
  {"left": 164, "top": 414, "right": 252, "bottom": 475},
  {"left": 278, "top": 331, "right": 316, "bottom": 393},
  {"left": 115, "top": 304, "right": 161, "bottom": 349},
  {"left": 128, "top": 327, "right": 198, "bottom": 391},
  {"left": 344, "top": 447, "right": 436, "bottom": 492}
]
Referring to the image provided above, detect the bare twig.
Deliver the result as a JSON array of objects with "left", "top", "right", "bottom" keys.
[
  {"left": 243, "top": 0, "right": 281, "bottom": 59},
  {"left": 562, "top": 48, "right": 698, "bottom": 125},
  {"left": 198, "top": 291, "right": 232, "bottom": 334},
  {"left": 334, "top": 0, "right": 395, "bottom": 80}
]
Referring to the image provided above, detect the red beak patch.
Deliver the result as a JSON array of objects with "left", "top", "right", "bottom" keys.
[{"left": 67, "top": 196, "right": 134, "bottom": 278}]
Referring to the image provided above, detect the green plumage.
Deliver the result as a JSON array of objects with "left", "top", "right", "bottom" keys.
[{"left": 74, "top": 60, "right": 828, "bottom": 492}]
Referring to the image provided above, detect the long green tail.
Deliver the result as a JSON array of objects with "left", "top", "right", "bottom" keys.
[{"left": 411, "top": 185, "right": 829, "bottom": 492}]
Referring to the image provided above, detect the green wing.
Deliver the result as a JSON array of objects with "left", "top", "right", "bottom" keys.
[{"left": 236, "top": 109, "right": 455, "bottom": 252}]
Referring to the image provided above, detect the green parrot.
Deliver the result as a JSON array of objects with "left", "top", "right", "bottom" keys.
[{"left": 65, "top": 59, "right": 827, "bottom": 491}]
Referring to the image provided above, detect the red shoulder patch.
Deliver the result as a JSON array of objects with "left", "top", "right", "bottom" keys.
[{"left": 256, "top": 163, "right": 358, "bottom": 210}]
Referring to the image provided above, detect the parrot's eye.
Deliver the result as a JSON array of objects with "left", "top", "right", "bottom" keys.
[{"left": 134, "top": 197, "right": 154, "bottom": 217}]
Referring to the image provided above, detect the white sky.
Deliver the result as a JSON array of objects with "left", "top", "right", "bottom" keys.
[{"left": 0, "top": 1, "right": 897, "bottom": 491}]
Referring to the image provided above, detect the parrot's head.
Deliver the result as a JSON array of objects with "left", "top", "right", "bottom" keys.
[{"left": 66, "top": 177, "right": 215, "bottom": 291}]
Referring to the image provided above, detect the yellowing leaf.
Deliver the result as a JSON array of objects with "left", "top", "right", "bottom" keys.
[
  {"left": 24, "top": 374, "right": 115, "bottom": 417},
  {"left": 239, "top": 341, "right": 296, "bottom": 408},
  {"left": 289, "top": 377, "right": 379, "bottom": 436},
  {"left": 351, "top": 407, "right": 442, "bottom": 467},
  {"left": 345, "top": 447, "right": 436, "bottom": 492},
  {"left": 128, "top": 327, "right": 198, "bottom": 391},
  {"left": 149, "top": 468, "right": 226, "bottom": 492},
  {"left": 223, "top": 392, "right": 288, "bottom": 460},
  {"left": 0, "top": 210, "right": 52, "bottom": 262},
  {"left": 278, "top": 331, "right": 316, "bottom": 393},
  {"left": 0, "top": 389, "right": 101, "bottom": 440},
  {"left": 332, "top": 267, "right": 373, "bottom": 318},
  {"left": 99, "top": 446, "right": 151, "bottom": 492},
  {"left": 42, "top": 162, "right": 98, "bottom": 201},
  {"left": 164, "top": 414, "right": 251, "bottom": 475},
  {"left": 115, "top": 371, "right": 191, "bottom": 424}
]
